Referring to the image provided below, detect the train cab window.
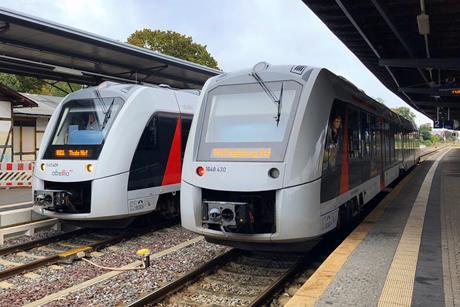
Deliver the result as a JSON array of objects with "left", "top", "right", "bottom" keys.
[
  {"left": 51, "top": 98, "right": 124, "bottom": 146},
  {"left": 197, "top": 80, "right": 302, "bottom": 162},
  {"left": 44, "top": 97, "right": 124, "bottom": 159}
]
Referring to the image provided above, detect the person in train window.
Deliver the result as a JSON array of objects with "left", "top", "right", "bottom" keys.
[
  {"left": 86, "top": 113, "right": 100, "bottom": 130},
  {"left": 323, "top": 114, "right": 342, "bottom": 172}
]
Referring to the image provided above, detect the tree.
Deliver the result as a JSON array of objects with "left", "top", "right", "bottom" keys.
[
  {"left": 127, "top": 29, "right": 219, "bottom": 69},
  {"left": 0, "top": 73, "right": 44, "bottom": 93},
  {"left": 391, "top": 107, "right": 416, "bottom": 125},
  {"left": 0, "top": 73, "right": 84, "bottom": 96},
  {"left": 419, "top": 123, "right": 432, "bottom": 141}
]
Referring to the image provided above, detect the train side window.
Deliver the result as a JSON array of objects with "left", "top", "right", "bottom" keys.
[
  {"left": 347, "top": 107, "right": 361, "bottom": 160},
  {"left": 369, "top": 115, "right": 380, "bottom": 176},
  {"left": 361, "top": 112, "right": 370, "bottom": 159},
  {"left": 323, "top": 101, "right": 345, "bottom": 174}
]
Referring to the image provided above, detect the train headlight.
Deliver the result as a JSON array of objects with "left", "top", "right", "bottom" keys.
[
  {"left": 196, "top": 166, "right": 205, "bottom": 177},
  {"left": 40, "top": 163, "right": 45, "bottom": 172},
  {"left": 85, "top": 163, "right": 94, "bottom": 173},
  {"left": 268, "top": 168, "right": 280, "bottom": 178}
]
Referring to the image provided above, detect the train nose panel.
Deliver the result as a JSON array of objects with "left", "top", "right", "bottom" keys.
[
  {"left": 201, "top": 189, "right": 276, "bottom": 234},
  {"left": 187, "top": 162, "right": 286, "bottom": 192},
  {"left": 34, "top": 180, "right": 92, "bottom": 213}
]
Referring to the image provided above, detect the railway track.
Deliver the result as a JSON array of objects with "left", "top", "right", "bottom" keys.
[
  {"left": 0, "top": 220, "right": 177, "bottom": 281},
  {"left": 0, "top": 227, "right": 87, "bottom": 256},
  {"left": 128, "top": 249, "right": 306, "bottom": 307}
]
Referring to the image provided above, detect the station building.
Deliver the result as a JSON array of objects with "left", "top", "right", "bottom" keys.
[{"left": 0, "top": 84, "right": 61, "bottom": 162}]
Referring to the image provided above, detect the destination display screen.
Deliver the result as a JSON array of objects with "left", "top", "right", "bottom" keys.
[
  {"left": 45, "top": 145, "right": 101, "bottom": 160},
  {"left": 53, "top": 148, "right": 92, "bottom": 159},
  {"left": 55, "top": 149, "right": 90, "bottom": 158}
]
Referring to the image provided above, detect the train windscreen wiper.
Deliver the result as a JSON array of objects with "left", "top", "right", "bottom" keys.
[
  {"left": 251, "top": 72, "right": 283, "bottom": 126},
  {"left": 101, "top": 98, "right": 115, "bottom": 129}
]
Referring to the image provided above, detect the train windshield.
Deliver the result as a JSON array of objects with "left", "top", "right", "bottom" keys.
[
  {"left": 44, "top": 97, "right": 124, "bottom": 159},
  {"left": 198, "top": 80, "right": 302, "bottom": 161}
]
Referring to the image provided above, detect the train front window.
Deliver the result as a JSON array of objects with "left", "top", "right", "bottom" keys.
[
  {"left": 198, "top": 80, "right": 302, "bottom": 161},
  {"left": 44, "top": 97, "right": 124, "bottom": 159}
]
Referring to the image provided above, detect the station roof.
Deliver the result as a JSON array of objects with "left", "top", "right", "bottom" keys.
[
  {"left": 14, "top": 93, "right": 62, "bottom": 117},
  {"left": 0, "top": 84, "right": 37, "bottom": 108},
  {"left": 0, "top": 7, "right": 221, "bottom": 89},
  {"left": 302, "top": 0, "right": 460, "bottom": 122}
]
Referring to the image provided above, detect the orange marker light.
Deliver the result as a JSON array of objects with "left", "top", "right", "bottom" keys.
[{"left": 196, "top": 166, "right": 205, "bottom": 176}]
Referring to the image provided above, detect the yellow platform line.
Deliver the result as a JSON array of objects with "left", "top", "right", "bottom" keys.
[
  {"left": 285, "top": 163, "right": 418, "bottom": 307},
  {"left": 378, "top": 149, "right": 449, "bottom": 307}
]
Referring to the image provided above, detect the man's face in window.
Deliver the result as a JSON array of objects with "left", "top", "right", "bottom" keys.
[{"left": 332, "top": 117, "right": 342, "bottom": 130}]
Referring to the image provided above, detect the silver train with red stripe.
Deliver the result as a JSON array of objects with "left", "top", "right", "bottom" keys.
[
  {"left": 33, "top": 82, "right": 197, "bottom": 226},
  {"left": 181, "top": 63, "right": 420, "bottom": 250}
]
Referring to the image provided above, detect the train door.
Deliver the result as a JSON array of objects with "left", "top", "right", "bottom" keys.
[{"left": 128, "top": 112, "right": 181, "bottom": 191}]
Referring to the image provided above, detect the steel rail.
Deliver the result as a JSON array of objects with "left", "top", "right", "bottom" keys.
[
  {"left": 248, "top": 255, "right": 307, "bottom": 307},
  {"left": 127, "top": 248, "right": 238, "bottom": 307},
  {"left": 0, "top": 228, "right": 88, "bottom": 256},
  {"left": 127, "top": 249, "right": 307, "bottom": 307},
  {"left": 0, "top": 220, "right": 178, "bottom": 281}
]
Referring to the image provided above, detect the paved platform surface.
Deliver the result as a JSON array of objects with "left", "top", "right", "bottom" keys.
[
  {"left": 0, "top": 188, "right": 32, "bottom": 206},
  {"left": 287, "top": 147, "right": 459, "bottom": 306}
]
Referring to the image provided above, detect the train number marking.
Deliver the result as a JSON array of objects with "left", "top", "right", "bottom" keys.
[
  {"left": 129, "top": 197, "right": 155, "bottom": 212},
  {"left": 321, "top": 212, "right": 338, "bottom": 231},
  {"left": 205, "top": 166, "right": 226, "bottom": 173}
]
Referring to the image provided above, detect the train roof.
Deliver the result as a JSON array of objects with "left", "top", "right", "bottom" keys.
[
  {"left": 207, "top": 64, "right": 418, "bottom": 131},
  {"left": 331, "top": 70, "right": 417, "bottom": 131},
  {"left": 58, "top": 81, "right": 200, "bottom": 104}
]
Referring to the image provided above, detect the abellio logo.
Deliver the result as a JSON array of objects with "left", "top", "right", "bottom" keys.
[{"left": 51, "top": 169, "right": 73, "bottom": 177}]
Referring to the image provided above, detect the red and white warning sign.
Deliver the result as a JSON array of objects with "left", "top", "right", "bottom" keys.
[{"left": 0, "top": 162, "right": 34, "bottom": 187}]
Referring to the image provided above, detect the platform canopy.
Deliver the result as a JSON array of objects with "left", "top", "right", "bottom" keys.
[
  {"left": 303, "top": 0, "right": 460, "bottom": 124},
  {"left": 0, "top": 7, "right": 221, "bottom": 89}
]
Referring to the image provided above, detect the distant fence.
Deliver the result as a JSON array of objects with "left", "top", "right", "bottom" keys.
[{"left": 0, "top": 162, "right": 34, "bottom": 187}]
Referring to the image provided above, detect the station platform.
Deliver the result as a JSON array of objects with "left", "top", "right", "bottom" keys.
[
  {"left": 287, "top": 147, "right": 459, "bottom": 307},
  {"left": 0, "top": 188, "right": 32, "bottom": 207}
]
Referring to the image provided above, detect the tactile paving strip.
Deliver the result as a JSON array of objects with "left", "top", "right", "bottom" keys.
[{"left": 378, "top": 149, "right": 450, "bottom": 307}]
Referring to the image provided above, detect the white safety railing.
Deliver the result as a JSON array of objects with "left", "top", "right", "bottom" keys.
[{"left": 0, "top": 162, "right": 34, "bottom": 188}]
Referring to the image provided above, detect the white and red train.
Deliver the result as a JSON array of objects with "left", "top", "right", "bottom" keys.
[
  {"left": 180, "top": 63, "right": 420, "bottom": 250},
  {"left": 33, "top": 82, "right": 197, "bottom": 226}
]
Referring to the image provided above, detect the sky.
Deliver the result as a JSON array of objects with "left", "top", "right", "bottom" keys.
[{"left": 1, "top": 0, "right": 432, "bottom": 126}]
